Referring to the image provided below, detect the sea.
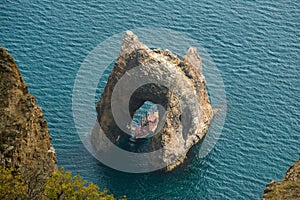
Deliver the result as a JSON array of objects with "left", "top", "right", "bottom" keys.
[{"left": 0, "top": 0, "right": 299, "bottom": 199}]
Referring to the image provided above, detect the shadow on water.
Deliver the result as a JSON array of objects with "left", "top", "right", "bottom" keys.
[
  {"left": 93, "top": 137, "right": 212, "bottom": 200},
  {"left": 116, "top": 135, "right": 152, "bottom": 153}
]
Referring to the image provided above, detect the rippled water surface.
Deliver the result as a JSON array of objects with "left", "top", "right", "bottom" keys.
[{"left": 1, "top": 0, "right": 299, "bottom": 199}]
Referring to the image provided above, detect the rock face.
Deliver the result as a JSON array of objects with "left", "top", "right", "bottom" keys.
[
  {"left": 93, "top": 31, "right": 213, "bottom": 171},
  {"left": 0, "top": 47, "right": 57, "bottom": 199},
  {"left": 262, "top": 157, "right": 300, "bottom": 199}
]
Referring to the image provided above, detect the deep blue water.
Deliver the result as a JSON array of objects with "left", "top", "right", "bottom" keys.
[{"left": 1, "top": 0, "right": 299, "bottom": 199}]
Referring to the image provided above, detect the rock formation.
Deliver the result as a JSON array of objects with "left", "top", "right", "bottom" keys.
[
  {"left": 0, "top": 47, "right": 57, "bottom": 199},
  {"left": 92, "top": 31, "right": 214, "bottom": 171},
  {"left": 262, "top": 157, "right": 300, "bottom": 199}
]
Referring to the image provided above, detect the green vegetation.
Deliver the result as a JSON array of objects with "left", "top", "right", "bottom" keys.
[
  {"left": 42, "top": 168, "right": 117, "bottom": 200},
  {"left": 0, "top": 166, "right": 126, "bottom": 200},
  {"left": 0, "top": 166, "right": 28, "bottom": 200},
  {"left": 263, "top": 180, "right": 300, "bottom": 200}
]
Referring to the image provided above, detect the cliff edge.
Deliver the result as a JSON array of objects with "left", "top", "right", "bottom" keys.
[
  {"left": 0, "top": 47, "right": 57, "bottom": 199},
  {"left": 262, "top": 157, "right": 300, "bottom": 200}
]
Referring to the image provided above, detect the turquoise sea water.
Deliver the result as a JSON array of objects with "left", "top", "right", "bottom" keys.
[{"left": 1, "top": 0, "right": 299, "bottom": 199}]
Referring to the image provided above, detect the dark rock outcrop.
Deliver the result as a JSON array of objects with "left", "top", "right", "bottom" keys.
[
  {"left": 262, "top": 157, "right": 300, "bottom": 199},
  {"left": 92, "top": 31, "right": 213, "bottom": 171},
  {"left": 0, "top": 47, "right": 57, "bottom": 199}
]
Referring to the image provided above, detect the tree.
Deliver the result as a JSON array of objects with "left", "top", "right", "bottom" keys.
[
  {"left": 0, "top": 166, "right": 125, "bottom": 200},
  {"left": 42, "top": 168, "right": 117, "bottom": 200},
  {"left": 0, "top": 166, "right": 28, "bottom": 200}
]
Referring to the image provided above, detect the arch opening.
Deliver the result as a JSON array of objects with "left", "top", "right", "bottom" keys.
[
  {"left": 127, "top": 83, "right": 170, "bottom": 141},
  {"left": 128, "top": 101, "right": 159, "bottom": 139}
]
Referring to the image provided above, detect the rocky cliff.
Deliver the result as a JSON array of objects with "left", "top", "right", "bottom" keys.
[
  {"left": 92, "top": 31, "right": 213, "bottom": 171},
  {"left": 0, "top": 47, "right": 57, "bottom": 199},
  {"left": 262, "top": 157, "right": 300, "bottom": 199}
]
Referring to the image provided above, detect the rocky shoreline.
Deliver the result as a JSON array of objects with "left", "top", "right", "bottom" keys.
[
  {"left": 0, "top": 47, "right": 57, "bottom": 199},
  {"left": 262, "top": 157, "right": 300, "bottom": 199}
]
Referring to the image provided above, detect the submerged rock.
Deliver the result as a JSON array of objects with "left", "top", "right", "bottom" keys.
[
  {"left": 0, "top": 47, "right": 57, "bottom": 199},
  {"left": 92, "top": 31, "right": 213, "bottom": 171}
]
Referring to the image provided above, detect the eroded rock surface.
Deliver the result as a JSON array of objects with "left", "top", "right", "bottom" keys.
[
  {"left": 92, "top": 31, "right": 213, "bottom": 171},
  {"left": 262, "top": 157, "right": 300, "bottom": 200},
  {"left": 0, "top": 47, "right": 57, "bottom": 199}
]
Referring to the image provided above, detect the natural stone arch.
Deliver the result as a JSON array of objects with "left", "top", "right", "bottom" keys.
[{"left": 93, "top": 31, "right": 214, "bottom": 171}]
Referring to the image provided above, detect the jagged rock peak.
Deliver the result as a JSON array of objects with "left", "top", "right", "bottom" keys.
[
  {"left": 0, "top": 47, "right": 28, "bottom": 94},
  {"left": 119, "top": 31, "right": 149, "bottom": 57},
  {"left": 183, "top": 47, "right": 202, "bottom": 72}
]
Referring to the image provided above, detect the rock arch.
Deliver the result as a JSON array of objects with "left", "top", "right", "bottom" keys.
[{"left": 92, "top": 31, "right": 213, "bottom": 171}]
